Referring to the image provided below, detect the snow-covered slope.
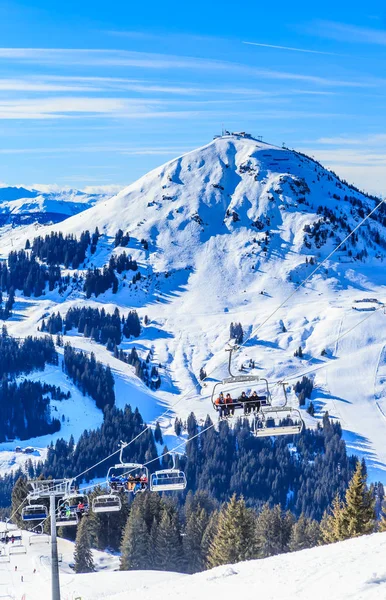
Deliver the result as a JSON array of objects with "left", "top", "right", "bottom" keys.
[
  {"left": 2, "top": 134, "right": 386, "bottom": 483},
  {"left": 1, "top": 521, "right": 385, "bottom": 600}
]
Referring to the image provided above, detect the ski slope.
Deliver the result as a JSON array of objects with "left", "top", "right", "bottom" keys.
[
  {"left": 1, "top": 521, "right": 386, "bottom": 600},
  {"left": 1, "top": 133, "right": 386, "bottom": 483}
]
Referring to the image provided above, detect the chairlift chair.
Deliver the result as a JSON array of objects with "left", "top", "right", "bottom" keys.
[
  {"left": 61, "top": 491, "right": 90, "bottom": 516},
  {"left": 22, "top": 504, "right": 48, "bottom": 522},
  {"left": 92, "top": 494, "right": 122, "bottom": 514},
  {"left": 211, "top": 345, "right": 304, "bottom": 437},
  {"left": 56, "top": 502, "right": 78, "bottom": 528},
  {"left": 107, "top": 444, "right": 149, "bottom": 494},
  {"left": 252, "top": 406, "right": 304, "bottom": 437},
  {"left": 150, "top": 453, "right": 187, "bottom": 492},
  {"left": 211, "top": 346, "right": 272, "bottom": 417}
]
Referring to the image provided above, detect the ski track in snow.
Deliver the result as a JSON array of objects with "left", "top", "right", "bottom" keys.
[{"left": 1, "top": 135, "right": 386, "bottom": 482}]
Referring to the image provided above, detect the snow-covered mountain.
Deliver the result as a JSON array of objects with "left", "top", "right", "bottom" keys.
[
  {"left": 0, "top": 184, "right": 115, "bottom": 225},
  {"left": 2, "top": 133, "right": 386, "bottom": 483}
]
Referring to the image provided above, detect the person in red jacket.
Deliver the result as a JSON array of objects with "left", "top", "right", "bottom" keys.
[{"left": 225, "top": 393, "right": 235, "bottom": 416}]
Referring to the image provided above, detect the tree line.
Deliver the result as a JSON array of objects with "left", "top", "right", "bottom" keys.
[
  {"left": 0, "top": 380, "right": 65, "bottom": 441},
  {"left": 63, "top": 344, "right": 115, "bottom": 410},
  {"left": 27, "top": 229, "right": 96, "bottom": 269},
  {"left": 0, "top": 327, "right": 58, "bottom": 378}
]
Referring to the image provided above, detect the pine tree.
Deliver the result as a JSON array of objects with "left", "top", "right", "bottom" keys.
[
  {"left": 255, "top": 504, "right": 294, "bottom": 558},
  {"left": 120, "top": 504, "right": 150, "bottom": 570},
  {"left": 154, "top": 509, "right": 184, "bottom": 572},
  {"left": 74, "top": 516, "right": 95, "bottom": 573},
  {"left": 289, "top": 514, "right": 320, "bottom": 552},
  {"left": 379, "top": 511, "right": 386, "bottom": 532},
  {"left": 340, "top": 460, "right": 375, "bottom": 538},
  {"left": 320, "top": 494, "right": 345, "bottom": 544},
  {"left": 208, "top": 495, "right": 257, "bottom": 568},
  {"left": 154, "top": 422, "right": 163, "bottom": 444},
  {"left": 11, "top": 476, "right": 30, "bottom": 527},
  {"left": 183, "top": 507, "right": 209, "bottom": 573},
  {"left": 201, "top": 510, "right": 219, "bottom": 567}
]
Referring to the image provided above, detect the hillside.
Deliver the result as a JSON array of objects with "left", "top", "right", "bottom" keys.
[
  {"left": 1, "top": 133, "right": 386, "bottom": 484},
  {"left": 0, "top": 522, "right": 385, "bottom": 600}
]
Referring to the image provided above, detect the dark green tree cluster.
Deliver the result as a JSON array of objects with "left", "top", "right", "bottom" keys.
[
  {"left": 30, "top": 230, "right": 92, "bottom": 268},
  {"left": 229, "top": 322, "right": 243, "bottom": 344},
  {"left": 109, "top": 252, "right": 138, "bottom": 274},
  {"left": 83, "top": 266, "right": 118, "bottom": 298},
  {"left": 0, "top": 288, "right": 15, "bottom": 320},
  {"left": 293, "top": 376, "right": 313, "bottom": 406},
  {"left": 42, "top": 405, "right": 159, "bottom": 483},
  {"left": 65, "top": 306, "right": 123, "bottom": 345},
  {"left": 64, "top": 306, "right": 141, "bottom": 345},
  {"left": 63, "top": 344, "right": 115, "bottom": 409},
  {"left": 0, "top": 250, "right": 63, "bottom": 297},
  {"left": 320, "top": 461, "right": 375, "bottom": 543},
  {"left": 122, "top": 310, "right": 141, "bottom": 338},
  {"left": 118, "top": 492, "right": 320, "bottom": 574},
  {"left": 40, "top": 312, "right": 63, "bottom": 334},
  {"left": 90, "top": 227, "right": 100, "bottom": 254},
  {"left": 0, "top": 380, "right": 69, "bottom": 441},
  {"left": 115, "top": 347, "right": 160, "bottom": 390},
  {"left": 0, "top": 327, "right": 58, "bottom": 378},
  {"left": 74, "top": 516, "right": 95, "bottom": 573},
  {"left": 114, "top": 229, "right": 130, "bottom": 248}
]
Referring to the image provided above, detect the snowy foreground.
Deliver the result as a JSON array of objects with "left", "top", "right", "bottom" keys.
[{"left": 1, "top": 523, "right": 386, "bottom": 599}]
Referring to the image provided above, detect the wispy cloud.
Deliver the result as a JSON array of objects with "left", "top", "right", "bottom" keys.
[
  {"left": 298, "top": 147, "right": 386, "bottom": 166},
  {"left": 313, "top": 134, "right": 386, "bottom": 146},
  {"left": 243, "top": 41, "right": 341, "bottom": 56},
  {"left": 0, "top": 97, "right": 208, "bottom": 120},
  {"left": 313, "top": 21, "right": 386, "bottom": 46},
  {"left": 0, "top": 48, "right": 373, "bottom": 88},
  {"left": 0, "top": 75, "right": 343, "bottom": 97},
  {"left": 0, "top": 144, "right": 192, "bottom": 155},
  {"left": 0, "top": 78, "right": 103, "bottom": 92}
]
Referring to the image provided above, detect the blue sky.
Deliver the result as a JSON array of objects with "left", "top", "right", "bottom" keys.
[{"left": 0, "top": 0, "right": 385, "bottom": 194}]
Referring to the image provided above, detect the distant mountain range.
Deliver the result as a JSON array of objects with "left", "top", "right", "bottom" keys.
[{"left": 0, "top": 185, "right": 116, "bottom": 225}]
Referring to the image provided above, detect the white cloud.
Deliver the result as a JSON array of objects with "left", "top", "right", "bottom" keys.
[
  {"left": 0, "top": 48, "right": 375, "bottom": 88},
  {"left": 81, "top": 184, "right": 124, "bottom": 194},
  {"left": 0, "top": 78, "right": 103, "bottom": 92},
  {"left": 315, "top": 134, "right": 386, "bottom": 146}
]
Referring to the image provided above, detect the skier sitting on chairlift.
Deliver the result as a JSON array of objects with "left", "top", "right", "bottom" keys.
[
  {"left": 215, "top": 392, "right": 226, "bottom": 417},
  {"left": 140, "top": 473, "right": 148, "bottom": 490},
  {"left": 250, "top": 391, "right": 262, "bottom": 412},
  {"left": 238, "top": 391, "right": 250, "bottom": 414},
  {"left": 225, "top": 393, "right": 235, "bottom": 416},
  {"left": 77, "top": 502, "right": 85, "bottom": 514}
]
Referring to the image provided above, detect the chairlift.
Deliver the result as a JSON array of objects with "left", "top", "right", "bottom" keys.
[
  {"left": 107, "top": 443, "right": 149, "bottom": 495},
  {"left": 56, "top": 502, "right": 78, "bottom": 528},
  {"left": 211, "top": 346, "right": 271, "bottom": 417},
  {"left": 61, "top": 491, "right": 90, "bottom": 517},
  {"left": 252, "top": 406, "right": 304, "bottom": 437},
  {"left": 92, "top": 494, "right": 122, "bottom": 513},
  {"left": 211, "top": 345, "right": 304, "bottom": 437},
  {"left": 150, "top": 453, "right": 187, "bottom": 492},
  {"left": 22, "top": 504, "right": 48, "bottom": 522}
]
